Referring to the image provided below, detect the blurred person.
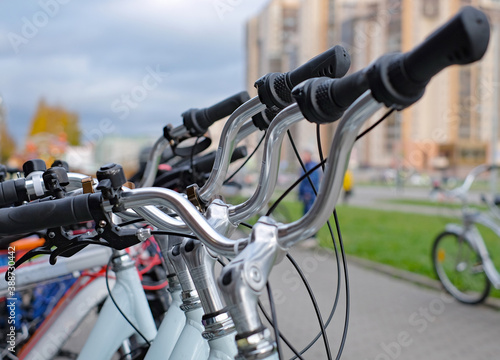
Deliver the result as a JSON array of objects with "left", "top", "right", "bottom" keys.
[
  {"left": 343, "top": 169, "right": 354, "bottom": 204},
  {"left": 298, "top": 150, "right": 321, "bottom": 216}
]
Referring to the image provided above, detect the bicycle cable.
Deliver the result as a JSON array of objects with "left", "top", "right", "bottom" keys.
[
  {"left": 286, "top": 130, "right": 332, "bottom": 360},
  {"left": 217, "top": 255, "right": 306, "bottom": 359},
  {"left": 267, "top": 109, "right": 395, "bottom": 215},
  {"left": 224, "top": 131, "right": 266, "bottom": 185},
  {"left": 118, "top": 218, "right": 146, "bottom": 227},
  {"left": 266, "top": 282, "right": 283, "bottom": 359},
  {"left": 263, "top": 109, "right": 395, "bottom": 358},
  {"left": 150, "top": 231, "right": 199, "bottom": 239},
  {"left": 105, "top": 255, "right": 152, "bottom": 346},
  {"left": 190, "top": 136, "right": 202, "bottom": 184},
  {"left": 118, "top": 343, "right": 149, "bottom": 360},
  {"left": 316, "top": 124, "right": 349, "bottom": 360}
]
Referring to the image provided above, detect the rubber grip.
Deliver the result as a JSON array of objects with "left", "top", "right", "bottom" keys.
[
  {"left": 255, "top": 45, "right": 351, "bottom": 111},
  {"left": 403, "top": 6, "right": 489, "bottom": 84},
  {"left": 292, "top": 70, "right": 369, "bottom": 124},
  {"left": 0, "top": 179, "right": 28, "bottom": 208},
  {"left": 183, "top": 91, "right": 251, "bottom": 136},
  {"left": 0, "top": 193, "right": 100, "bottom": 236},
  {"left": 288, "top": 45, "right": 351, "bottom": 87}
]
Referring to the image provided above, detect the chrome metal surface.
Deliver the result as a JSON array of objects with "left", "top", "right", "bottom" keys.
[
  {"left": 219, "top": 218, "right": 284, "bottom": 336},
  {"left": 277, "top": 92, "right": 383, "bottom": 247},
  {"left": 229, "top": 104, "right": 303, "bottom": 224},
  {"left": 201, "top": 311, "right": 235, "bottom": 340},
  {"left": 199, "top": 97, "right": 265, "bottom": 202},
  {"left": 134, "top": 205, "right": 188, "bottom": 232},
  {"left": 234, "top": 119, "right": 258, "bottom": 146},
  {"left": 136, "top": 228, "right": 151, "bottom": 242},
  {"left": 120, "top": 188, "right": 247, "bottom": 257},
  {"left": 25, "top": 171, "right": 45, "bottom": 199},
  {"left": 111, "top": 250, "right": 135, "bottom": 271},
  {"left": 168, "top": 242, "right": 202, "bottom": 311},
  {"left": 181, "top": 200, "right": 236, "bottom": 314},
  {"left": 139, "top": 136, "right": 171, "bottom": 188},
  {"left": 235, "top": 328, "right": 276, "bottom": 360}
]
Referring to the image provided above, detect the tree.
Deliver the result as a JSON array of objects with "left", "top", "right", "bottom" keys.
[
  {"left": 29, "top": 99, "right": 80, "bottom": 146},
  {"left": 0, "top": 97, "right": 16, "bottom": 162}
]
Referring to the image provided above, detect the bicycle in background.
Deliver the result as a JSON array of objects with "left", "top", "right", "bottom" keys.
[{"left": 432, "top": 164, "right": 500, "bottom": 304}]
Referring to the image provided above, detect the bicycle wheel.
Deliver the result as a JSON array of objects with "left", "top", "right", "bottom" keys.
[{"left": 432, "top": 231, "right": 491, "bottom": 304}]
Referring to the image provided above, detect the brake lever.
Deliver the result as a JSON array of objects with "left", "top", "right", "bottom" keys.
[{"left": 7, "top": 221, "right": 145, "bottom": 278}]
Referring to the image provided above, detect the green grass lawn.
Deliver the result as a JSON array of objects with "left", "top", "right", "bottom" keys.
[
  {"left": 384, "top": 198, "right": 488, "bottom": 211},
  {"left": 229, "top": 195, "right": 500, "bottom": 299},
  {"left": 324, "top": 205, "right": 500, "bottom": 298}
]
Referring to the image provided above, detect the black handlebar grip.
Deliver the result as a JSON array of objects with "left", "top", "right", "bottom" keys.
[
  {"left": 294, "top": 6, "right": 490, "bottom": 122},
  {"left": 288, "top": 45, "right": 351, "bottom": 87},
  {"left": 367, "top": 6, "right": 489, "bottom": 108},
  {"left": 403, "top": 6, "right": 489, "bottom": 84},
  {"left": 0, "top": 164, "right": 6, "bottom": 182},
  {"left": 0, "top": 178, "right": 29, "bottom": 208},
  {"left": 292, "top": 71, "right": 369, "bottom": 124},
  {"left": 255, "top": 45, "right": 351, "bottom": 112},
  {"left": 0, "top": 193, "right": 101, "bottom": 236},
  {"left": 183, "top": 91, "right": 251, "bottom": 137}
]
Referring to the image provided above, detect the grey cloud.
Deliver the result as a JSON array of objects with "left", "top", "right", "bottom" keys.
[{"left": 0, "top": 0, "right": 269, "bottom": 144}]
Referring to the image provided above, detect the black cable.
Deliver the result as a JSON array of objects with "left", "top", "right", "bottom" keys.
[
  {"left": 356, "top": 109, "right": 395, "bottom": 140},
  {"left": 105, "top": 255, "right": 151, "bottom": 346},
  {"left": 267, "top": 109, "right": 394, "bottom": 215},
  {"left": 264, "top": 111, "right": 394, "bottom": 358},
  {"left": 224, "top": 131, "right": 266, "bottom": 184},
  {"left": 118, "top": 343, "right": 149, "bottom": 360},
  {"left": 267, "top": 282, "right": 283, "bottom": 359},
  {"left": 332, "top": 209, "right": 350, "bottom": 360},
  {"left": 217, "top": 250, "right": 305, "bottom": 359},
  {"left": 285, "top": 130, "right": 332, "bottom": 360},
  {"left": 240, "top": 222, "right": 253, "bottom": 229},
  {"left": 257, "top": 301, "right": 305, "bottom": 360},
  {"left": 316, "top": 124, "right": 349, "bottom": 360},
  {"left": 267, "top": 161, "right": 325, "bottom": 216},
  {"left": 150, "top": 231, "right": 199, "bottom": 239},
  {"left": 190, "top": 136, "right": 202, "bottom": 183},
  {"left": 117, "top": 218, "right": 146, "bottom": 227}
]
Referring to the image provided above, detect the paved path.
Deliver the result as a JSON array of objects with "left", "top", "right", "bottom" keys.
[
  {"left": 266, "top": 246, "right": 500, "bottom": 360},
  {"left": 347, "top": 186, "right": 463, "bottom": 217}
]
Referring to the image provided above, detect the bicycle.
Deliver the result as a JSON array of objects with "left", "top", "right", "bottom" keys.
[
  {"left": 1, "top": 43, "right": 351, "bottom": 360},
  {"left": 432, "top": 164, "right": 500, "bottom": 304},
  {"left": 0, "top": 5, "right": 490, "bottom": 360}
]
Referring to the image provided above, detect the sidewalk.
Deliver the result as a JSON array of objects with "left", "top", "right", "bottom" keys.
[
  {"left": 268, "top": 246, "right": 500, "bottom": 360},
  {"left": 348, "top": 185, "right": 463, "bottom": 217}
]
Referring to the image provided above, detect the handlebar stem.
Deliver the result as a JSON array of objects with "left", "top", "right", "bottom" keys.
[{"left": 218, "top": 217, "right": 282, "bottom": 359}]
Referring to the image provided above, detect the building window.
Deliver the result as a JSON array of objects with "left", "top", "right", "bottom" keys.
[
  {"left": 422, "top": 0, "right": 439, "bottom": 18},
  {"left": 458, "top": 68, "right": 472, "bottom": 139},
  {"left": 385, "top": 112, "right": 401, "bottom": 153}
]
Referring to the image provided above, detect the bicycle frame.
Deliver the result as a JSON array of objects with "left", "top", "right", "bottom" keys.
[
  {"left": 76, "top": 250, "right": 156, "bottom": 359},
  {"left": 19, "top": 275, "right": 110, "bottom": 360}
]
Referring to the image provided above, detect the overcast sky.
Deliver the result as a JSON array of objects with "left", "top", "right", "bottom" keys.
[{"left": 0, "top": 0, "right": 269, "bottom": 145}]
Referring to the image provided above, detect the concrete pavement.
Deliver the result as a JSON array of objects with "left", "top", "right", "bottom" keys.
[{"left": 266, "top": 246, "right": 500, "bottom": 360}]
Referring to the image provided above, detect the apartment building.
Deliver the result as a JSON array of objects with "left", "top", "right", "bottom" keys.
[{"left": 247, "top": 0, "right": 500, "bottom": 175}]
